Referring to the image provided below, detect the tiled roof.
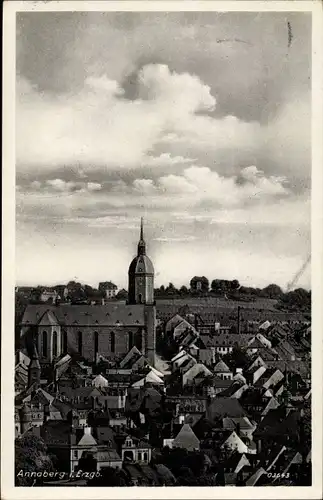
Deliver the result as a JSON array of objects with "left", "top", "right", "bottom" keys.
[
  {"left": 214, "top": 360, "right": 231, "bottom": 373},
  {"left": 96, "top": 449, "right": 121, "bottom": 461},
  {"left": 245, "top": 467, "right": 266, "bottom": 486},
  {"left": 200, "top": 334, "right": 254, "bottom": 348},
  {"left": 41, "top": 420, "right": 71, "bottom": 445},
  {"left": 206, "top": 397, "right": 247, "bottom": 420},
  {"left": 77, "top": 429, "right": 97, "bottom": 446},
  {"left": 119, "top": 346, "right": 142, "bottom": 368},
  {"left": 173, "top": 423, "right": 200, "bottom": 451},
  {"left": 21, "top": 304, "right": 146, "bottom": 326}
]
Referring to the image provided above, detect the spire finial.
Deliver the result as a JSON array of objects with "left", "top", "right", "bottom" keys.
[
  {"left": 140, "top": 217, "right": 144, "bottom": 241},
  {"left": 137, "top": 217, "right": 146, "bottom": 255}
]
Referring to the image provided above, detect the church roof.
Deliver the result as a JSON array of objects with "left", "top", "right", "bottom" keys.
[
  {"left": 128, "top": 254, "right": 154, "bottom": 275},
  {"left": 21, "top": 304, "right": 146, "bottom": 326}
]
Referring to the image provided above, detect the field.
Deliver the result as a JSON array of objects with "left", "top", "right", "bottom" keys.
[{"left": 155, "top": 297, "right": 307, "bottom": 325}]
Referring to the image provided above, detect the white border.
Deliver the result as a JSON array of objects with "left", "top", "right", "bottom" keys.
[{"left": 2, "top": 1, "right": 323, "bottom": 499}]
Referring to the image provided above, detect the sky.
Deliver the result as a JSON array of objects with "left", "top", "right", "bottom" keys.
[{"left": 15, "top": 11, "right": 311, "bottom": 290}]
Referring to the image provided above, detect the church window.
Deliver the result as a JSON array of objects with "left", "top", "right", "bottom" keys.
[
  {"left": 94, "top": 331, "right": 99, "bottom": 356},
  {"left": 78, "top": 331, "right": 83, "bottom": 355},
  {"left": 52, "top": 331, "right": 58, "bottom": 357},
  {"left": 135, "top": 331, "right": 142, "bottom": 351},
  {"left": 62, "top": 331, "right": 68, "bottom": 353},
  {"left": 42, "top": 331, "right": 48, "bottom": 357},
  {"left": 128, "top": 332, "right": 134, "bottom": 350},
  {"left": 110, "top": 332, "right": 115, "bottom": 353}
]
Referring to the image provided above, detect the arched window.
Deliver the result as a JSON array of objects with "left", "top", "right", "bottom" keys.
[
  {"left": 52, "top": 331, "right": 58, "bottom": 357},
  {"left": 128, "top": 332, "right": 134, "bottom": 350},
  {"left": 110, "top": 332, "right": 115, "bottom": 353},
  {"left": 62, "top": 331, "right": 68, "bottom": 353},
  {"left": 78, "top": 331, "right": 83, "bottom": 355},
  {"left": 135, "top": 331, "right": 142, "bottom": 351},
  {"left": 42, "top": 331, "right": 48, "bottom": 357},
  {"left": 94, "top": 331, "right": 99, "bottom": 357}
]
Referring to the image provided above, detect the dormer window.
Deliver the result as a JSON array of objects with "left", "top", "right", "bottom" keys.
[{"left": 125, "top": 439, "right": 132, "bottom": 448}]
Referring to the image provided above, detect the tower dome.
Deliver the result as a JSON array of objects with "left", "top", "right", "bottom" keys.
[{"left": 128, "top": 218, "right": 154, "bottom": 305}]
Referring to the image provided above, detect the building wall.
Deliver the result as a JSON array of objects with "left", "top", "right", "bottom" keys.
[
  {"left": 134, "top": 275, "right": 154, "bottom": 305},
  {"left": 36, "top": 325, "right": 146, "bottom": 362},
  {"left": 145, "top": 305, "right": 156, "bottom": 367}
]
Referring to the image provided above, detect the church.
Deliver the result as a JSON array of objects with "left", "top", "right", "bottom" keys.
[{"left": 20, "top": 219, "right": 156, "bottom": 367}]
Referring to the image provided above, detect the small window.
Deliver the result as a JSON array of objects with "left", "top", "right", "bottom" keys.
[{"left": 73, "top": 450, "right": 78, "bottom": 459}]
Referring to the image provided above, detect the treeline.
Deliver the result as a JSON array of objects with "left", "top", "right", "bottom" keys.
[
  {"left": 16, "top": 277, "right": 311, "bottom": 311},
  {"left": 154, "top": 276, "right": 311, "bottom": 311}
]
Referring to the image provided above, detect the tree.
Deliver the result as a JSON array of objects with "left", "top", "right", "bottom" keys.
[
  {"left": 179, "top": 285, "right": 189, "bottom": 296},
  {"left": 280, "top": 288, "right": 311, "bottom": 310},
  {"left": 77, "top": 452, "right": 97, "bottom": 472},
  {"left": 223, "top": 344, "right": 250, "bottom": 371},
  {"left": 116, "top": 288, "right": 128, "bottom": 300},
  {"left": 190, "top": 276, "right": 209, "bottom": 294},
  {"left": 260, "top": 284, "right": 283, "bottom": 299},
  {"left": 230, "top": 279, "right": 240, "bottom": 291},
  {"left": 165, "top": 283, "right": 178, "bottom": 296},
  {"left": 15, "top": 434, "right": 54, "bottom": 486},
  {"left": 87, "top": 466, "right": 128, "bottom": 486}
]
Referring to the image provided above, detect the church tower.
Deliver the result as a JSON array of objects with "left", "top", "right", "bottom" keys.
[
  {"left": 128, "top": 218, "right": 154, "bottom": 305},
  {"left": 28, "top": 341, "right": 41, "bottom": 388}
]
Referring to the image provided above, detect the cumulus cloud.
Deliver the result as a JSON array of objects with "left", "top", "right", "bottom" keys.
[
  {"left": 143, "top": 152, "right": 196, "bottom": 167},
  {"left": 16, "top": 64, "right": 265, "bottom": 176},
  {"left": 87, "top": 182, "right": 102, "bottom": 192},
  {"left": 131, "top": 165, "right": 289, "bottom": 208},
  {"left": 27, "top": 179, "right": 102, "bottom": 194},
  {"left": 85, "top": 75, "right": 124, "bottom": 96}
]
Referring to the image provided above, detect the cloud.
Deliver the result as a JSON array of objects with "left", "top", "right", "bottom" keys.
[
  {"left": 26, "top": 179, "right": 102, "bottom": 195},
  {"left": 135, "top": 165, "right": 289, "bottom": 208},
  {"left": 87, "top": 182, "right": 102, "bottom": 192},
  {"left": 85, "top": 75, "right": 124, "bottom": 96},
  {"left": 46, "top": 179, "right": 80, "bottom": 192},
  {"left": 16, "top": 65, "right": 217, "bottom": 173},
  {"left": 143, "top": 152, "right": 196, "bottom": 167}
]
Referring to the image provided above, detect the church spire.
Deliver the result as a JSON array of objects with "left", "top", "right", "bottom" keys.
[{"left": 137, "top": 217, "right": 146, "bottom": 256}]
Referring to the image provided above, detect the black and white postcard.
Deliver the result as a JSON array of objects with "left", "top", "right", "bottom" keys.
[{"left": 2, "top": 1, "right": 323, "bottom": 499}]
